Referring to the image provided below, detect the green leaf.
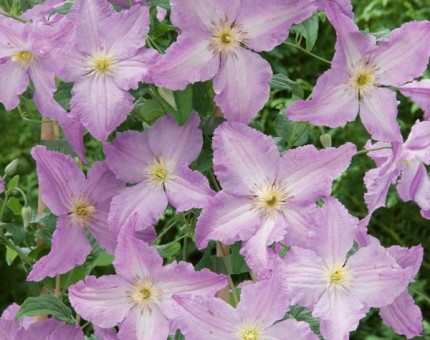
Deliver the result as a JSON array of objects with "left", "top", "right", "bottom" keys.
[
  {"left": 172, "top": 84, "right": 193, "bottom": 125},
  {"left": 53, "top": 81, "right": 73, "bottom": 111},
  {"left": 154, "top": 241, "right": 181, "bottom": 258},
  {"left": 6, "top": 247, "right": 18, "bottom": 265},
  {"left": 230, "top": 242, "right": 250, "bottom": 274},
  {"left": 275, "top": 111, "right": 308, "bottom": 147},
  {"left": 145, "top": 0, "right": 170, "bottom": 9},
  {"left": 7, "top": 175, "right": 19, "bottom": 190},
  {"left": 285, "top": 305, "right": 321, "bottom": 337},
  {"left": 85, "top": 250, "right": 115, "bottom": 275},
  {"left": 269, "top": 74, "right": 304, "bottom": 99},
  {"left": 40, "top": 139, "right": 77, "bottom": 158},
  {"left": 30, "top": 213, "right": 57, "bottom": 229},
  {"left": 192, "top": 151, "right": 213, "bottom": 173},
  {"left": 291, "top": 12, "right": 319, "bottom": 51},
  {"left": 133, "top": 98, "right": 165, "bottom": 122},
  {"left": 192, "top": 81, "right": 213, "bottom": 117},
  {"left": 5, "top": 223, "right": 26, "bottom": 245},
  {"left": 48, "top": 1, "right": 74, "bottom": 18},
  {"left": 15, "top": 295, "right": 75, "bottom": 324},
  {"left": 7, "top": 197, "right": 22, "bottom": 215},
  {"left": 152, "top": 23, "right": 177, "bottom": 39}
]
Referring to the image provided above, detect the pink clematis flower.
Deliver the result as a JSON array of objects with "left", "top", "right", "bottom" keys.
[
  {"left": 363, "top": 120, "right": 430, "bottom": 222},
  {"left": 104, "top": 112, "right": 215, "bottom": 236},
  {"left": 281, "top": 197, "right": 412, "bottom": 340},
  {"left": 287, "top": 2, "right": 430, "bottom": 142},
  {"left": 151, "top": 0, "right": 317, "bottom": 123},
  {"left": 27, "top": 146, "right": 124, "bottom": 281},
  {"left": 195, "top": 122, "right": 356, "bottom": 275},
  {"left": 69, "top": 214, "right": 227, "bottom": 340},
  {"left": 399, "top": 79, "right": 430, "bottom": 120},
  {"left": 173, "top": 259, "right": 317, "bottom": 340},
  {"left": 60, "top": 0, "right": 159, "bottom": 141}
]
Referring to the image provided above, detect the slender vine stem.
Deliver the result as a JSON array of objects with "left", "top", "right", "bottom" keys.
[
  {"left": 354, "top": 146, "right": 392, "bottom": 156},
  {"left": 283, "top": 41, "right": 331, "bottom": 65},
  {"left": 0, "top": 11, "right": 30, "bottom": 23}
]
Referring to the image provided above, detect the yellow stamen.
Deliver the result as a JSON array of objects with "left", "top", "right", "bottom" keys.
[
  {"left": 69, "top": 195, "right": 95, "bottom": 226},
  {"left": 250, "top": 179, "right": 292, "bottom": 219},
  {"left": 86, "top": 50, "right": 117, "bottom": 77},
  {"left": 324, "top": 259, "right": 353, "bottom": 294},
  {"left": 209, "top": 19, "right": 246, "bottom": 56},
  {"left": 11, "top": 50, "right": 34, "bottom": 69},
  {"left": 128, "top": 276, "right": 162, "bottom": 313},
  {"left": 347, "top": 60, "right": 379, "bottom": 97},
  {"left": 143, "top": 156, "right": 175, "bottom": 187},
  {"left": 235, "top": 320, "right": 264, "bottom": 340}
]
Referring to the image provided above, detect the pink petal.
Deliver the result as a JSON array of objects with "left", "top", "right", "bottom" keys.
[
  {"left": 156, "top": 7, "right": 167, "bottom": 22},
  {"left": 56, "top": 115, "right": 87, "bottom": 163},
  {"left": 264, "top": 320, "right": 318, "bottom": 340},
  {"left": 86, "top": 210, "right": 116, "bottom": 254},
  {"left": 388, "top": 245, "right": 423, "bottom": 276},
  {"left": 213, "top": 48, "right": 272, "bottom": 123},
  {"left": 404, "top": 120, "right": 430, "bottom": 163},
  {"left": 69, "top": 275, "right": 130, "bottom": 328},
  {"left": 0, "top": 60, "right": 29, "bottom": 111},
  {"left": 85, "top": 161, "right": 124, "bottom": 204},
  {"left": 399, "top": 80, "right": 430, "bottom": 120},
  {"left": 281, "top": 203, "right": 317, "bottom": 246}
]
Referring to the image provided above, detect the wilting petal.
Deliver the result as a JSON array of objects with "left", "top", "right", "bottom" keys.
[
  {"left": 379, "top": 291, "right": 423, "bottom": 339},
  {"left": 27, "top": 216, "right": 91, "bottom": 281},
  {"left": 31, "top": 145, "right": 85, "bottom": 216},
  {"left": 371, "top": 21, "right": 430, "bottom": 87},
  {"left": 195, "top": 191, "right": 260, "bottom": 249},
  {"left": 70, "top": 75, "right": 134, "bottom": 141},
  {"left": 165, "top": 163, "right": 215, "bottom": 212},
  {"left": 108, "top": 182, "right": 167, "bottom": 237},
  {"left": 264, "top": 320, "right": 318, "bottom": 340},
  {"left": 399, "top": 80, "right": 430, "bottom": 120},
  {"left": 85, "top": 161, "right": 124, "bottom": 204},
  {"left": 172, "top": 295, "right": 239, "bottom": 340},
  {"left": 118, "top": 307, "right": 169, "bottom": 340},
  {"left": 104, "top": 130, "right": 153, "bottom": 183},
  {"left": 213, "top": 122, "right": 279, "bottom": 195},
  {"left": 69, "top": 275, "right": 130, "bottom": 328},
  {"left": 213, "top": 49, "right": 272, "bottom": 123},
  {"left": 360, "top": 87, "right": 402, "bottom": 142},
  {"left": 151, "top": 33, "right": 219, "bottom": 90},
  {"left": 238, "top": 0, "right": 317, "bottom": 52},
  {"left": 0, "top": 60, "right": 29, "bottom": 111},
  {"left": 287, "top": 68, "right": 358, "bottom": 127},
  {"left": 148, "top": 113, "right": 202, "bottom": 165},
  {"left": 276, "top": 143, "right": 356, "bottom": 204}
]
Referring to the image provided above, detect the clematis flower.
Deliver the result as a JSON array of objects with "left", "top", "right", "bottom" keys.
[
  {"left": 0, "top": 303, "right": 83, "bottom": 340},
  {"left": 399, "top": 79, "right": 430, "bottom": 120},
  {"left": 0, "top": 16, "right": 85, "bottom": 160},
  {"left": 61, "top": 0, "right": 159, "bottom": 141},
  {"left": 281, "top": 197, "right": 412, "bottom": 340},
  {"left": 69, "top": 214, "right": 227, "bottom": 340},
  {"left": 317, "top": 0, "right": 353, "bottom": 17},
  {"left": 27, "top": 146, "right": 124, "bottom": 281},
  {"left": 287, "top": 2, "right": 430, "bottom": 142},
  {"left": 104, "top": 112, "right": 215, "bottom": 236},
  {"left": 195, "top": 122, "right": 356, "bottom": 275},
  {"left": 363, "top": 120, "right": 430, "bottom": 221},
  {"left": 21, "top": 0, "right": 70, "bottom": 24},
  {"left": 151, "top": 0, "right": 317, "bottom": 123},
  {"left": 173, "top": 259, "right": 317, "bottom": 340}
]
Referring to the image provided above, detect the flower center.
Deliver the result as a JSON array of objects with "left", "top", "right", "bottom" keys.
[
  {"left": 86, "top": 50, "right": 117, "bottom": 77},
  {"left": 11, "top": 50, "right": 34, "bottom": 69},
  {"left": 69, "top": 195, "right": 95, "bottom": 226},
  {"left": 241, "top": 330, "right": 259, "bottom": 340},
  {"left": 128, "top": 276, "right": 162, "bottom": 313},
  {"left": 325, "top": 259, "right": 353, "bottom": 294},
  {"left": 347, "top": 60, "right": 378, "bottom": 97},
  {"left": 209, "top": 19, "right": 246, "bottom": 56},
  {"left": 236, "top": 321, "right": 264, "bottom": 340},
  {"left": 143, "top": 156, "right": 175, "bottom": 187},
  {"left": 251, "top": 179, "right": 291, "bottom": 219}
]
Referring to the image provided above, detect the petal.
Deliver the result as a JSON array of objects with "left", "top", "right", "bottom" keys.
[
  {"left": 27, "top": 216, "right": 91, "bottom": 281},
  {"left": 359, "top": 87, "right": 402, "bottom": 142},
  {"left": 238, "top": 0, "right": 317, "bottom": 52},
  {"left": 172, "top": 295, "right": 238, "bottom": 340},
  {"left": 117, "top": 306, "right": 169, "bottom": 340},
  {"left": 286, "top": 68, "right": 359, "bottom": 127},
  {"left": 47, "top": 323, "right": 84, "bottom": 340},
  {"left": 151, "top": 33, "right": 219, "bottom": 90},
  {"left": 148, "top": 112, "right": 202, "bottom": 165},
  {"left": 404, "top": 120, "right": 430, "bottom": 163},
  {"left": 104, "top": 130, "right": 153, "bottom": 184},
  {"left": 70, "top": 75, "right": 134, "bottom": 141},
  {"left": 68, "top": 275, "right": 130, "bottom": 328},
  {"left": 281, "top": 203, "right": 317, "bottom": 246},
  {"left": 379, "top": 291, "right": 423, "bottom": 339},
  {"left": 113, "top": 214, "right": 163, "bottom": 281},
  {"left": 85, "top": 161, "right": 124, "bottom": 204},
  {"left": 165, "top": 162, "right": 215, "bottom": 212},
  {"left": 264, "top": 320, "right": 318, "bottom": 340},
  {"left": 108, "top": 182, "right": 168, "bottom": 238},
  {"left": 276, "top": 143, "right": 356, "bottom": 204},
  {"left": 387, "top": 245, "right": 423, "bottom": 276},
  {"left": 31, "top": 145, "right": 85, "bottom": 216},
  {"left": 212, "top": 121, "right": 279, "bottom": 195},
  {"left": 195, "top": 191, "right": 260, "bottom": 249},
  {"left": 0, "top": 60, "right": 29, "bottom": 111},
  {"left": 213, "top": 49, "right": 272, "bottom": 123},
  {"left": 86, "top": 210, "right": 116, "bottom": 254},
  {"left": 56, "top": 114, "right": 87, "bottom": 163},
  {"left": 399, "top": 80, "right": 430, "bottom": 120},
  {"left": 371, "top": 21, "right": 430, "bottom": 87}
]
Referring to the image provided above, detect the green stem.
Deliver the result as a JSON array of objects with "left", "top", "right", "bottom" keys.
[
  {"left": 154, "top": 221, "right": 177, "bottom": 243},
  {"left": 0, "top": 234, "right": 32, "bottom": 267},
  {"left": 0, "top": 192, "right": 8, "bottom": 222},
  {"left": 126, "top": 0, "right": 132, "bottom": 8},
  {"left": 411, "top": 287, "right": 430, "bottom": 306},
  {"left": 354, "top": 146, "right": 392, "bottom": 156},
  {"left": 146, "top": 35, "right": 164, "bottom": 54},
  {"left": 208, "top": 169, "right": 221, "bottom": 192},
  {"left": 283, "top": 41, "right": 331, "bottom": 65},
  {"left": 182, "top": 236, "right": 188, "bottom": 261},
  {"left": 8, "top": 187, "right": 28, "bottom": 206},
  {"left": 0, "top": 11, "right": 30, "bottom": 23}
]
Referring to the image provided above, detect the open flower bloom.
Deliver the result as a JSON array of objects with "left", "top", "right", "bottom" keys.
[
  {"left": 60, "top": 0, "right": 158, "bottom": 141},
  {"left": 281, "top": 197, "right": 412, "bottom": 340},
  {"left": 0, "top": 16, "right": 85, "bottom": 160},
  {"left": 104, "top": 112, "right": 215, "bottom": 236},
  {"left": 287, "top": 2, "right": 430, "bottom": 142},
  {"left": 69, "top": 214, "right": 227, "bottom": 340},
  {"left": 173, "top": 260, "right": 317, "bottom": 340},
  {"left": 27, "top": 146, "right": 124, "bottom": 281},
  {"left": 363, "top": 120, "right": 430, "bottom": 222},
  {"left": 151, "top": 0, "right": 317, "bottom": 123},
  {"left": 195, "top": 122, "right": 356, "bottom": 275},
  {"left": 399, "top": 79, "right": 430, "bottom": 120}
]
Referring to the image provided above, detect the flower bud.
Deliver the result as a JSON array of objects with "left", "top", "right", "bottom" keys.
[
  {"left": 158, "top": 87, "right": 177, "bottom": 109},
  {"left": 5, "top": 159, "right": 19, "bottom": 177},
  {"left": 21, "top": 206, "right": 32, "bottom": 230},
  {"left": 319, "top": 134, "right": 332, "bottom": 148}
]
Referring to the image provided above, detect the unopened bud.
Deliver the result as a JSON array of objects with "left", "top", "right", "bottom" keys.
[
  {"left": 5, "top": 159, "right": 19, "bottom": 177},
  {"left": 158, "top": 87, "right": 177, "bottom": 109},
  {"left": 21, "top": 206, "right": 32, "bottom": 230},
  {"left": 319, "top": 134, "right": 332, "bottom": 148}
]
